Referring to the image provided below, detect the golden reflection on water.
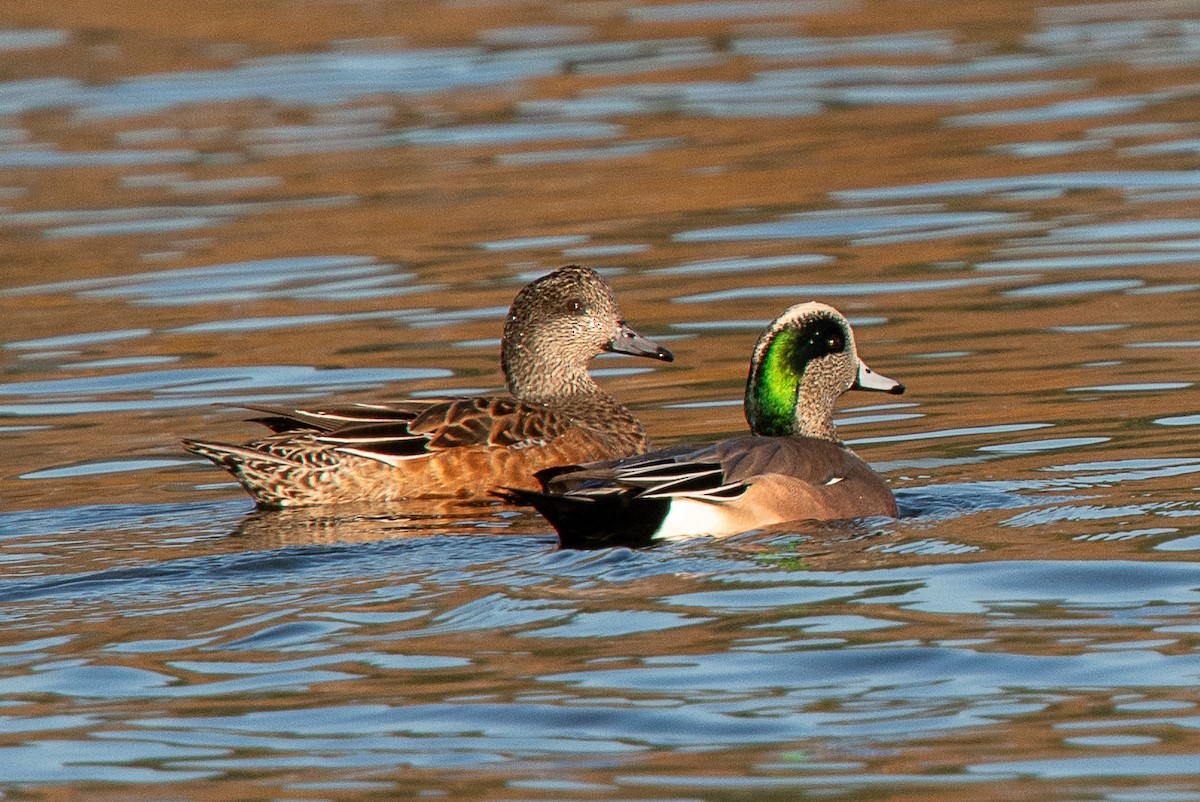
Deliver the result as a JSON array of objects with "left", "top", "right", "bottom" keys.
[
  {"left": 2, "top": 0, "right": 1198, "bottom": 578},
  {"left": 2, "top": 0, "right": 1200, "bottom": 797}
]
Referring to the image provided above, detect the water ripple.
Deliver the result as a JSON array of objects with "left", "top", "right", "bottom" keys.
[
  {"left": 675, "top": 208, "right": 1029, "bottom": 242},
  {"left": 676, "top": 275, "right": 1026, "bottom": 303},
  {"left": 834, "top": 171, "right": 1200, "bottom": 203}
]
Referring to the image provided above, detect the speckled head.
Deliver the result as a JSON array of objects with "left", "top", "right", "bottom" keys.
[
  {"left": 501, "top": 265, "right": 673, "bottom": 404},
  {"left": 744, "top": 302, "right": 904, "bottom": 441}
]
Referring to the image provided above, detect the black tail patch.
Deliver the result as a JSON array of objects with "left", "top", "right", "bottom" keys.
[{"left": 496, "top": 487, "right": 670, "bottom": 550}]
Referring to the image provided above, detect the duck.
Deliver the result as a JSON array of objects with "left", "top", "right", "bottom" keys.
[
  {"left": 498, "top": 302, "right": 905, "bottom": 548},
  {"left": 182, "top": 265, "right": 674, "bottom": 507}
]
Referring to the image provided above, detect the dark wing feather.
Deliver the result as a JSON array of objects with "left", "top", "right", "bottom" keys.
[
  {"left": 279, "top": 396, "right": 575, "bottom": 464},
  {"left": 219, "top": 397, "right": 572, "bottom": 464},
  {"left": 540, "top": 442, "right": 750, "bottom": 502},
  {"left": 236, "top": 400, "right": 449, "bottom": 434},
  {"left": 310, "top": 423, "right": 432, "bottom": 459}
]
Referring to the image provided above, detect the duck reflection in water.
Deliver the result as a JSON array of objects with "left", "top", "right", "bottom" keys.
[{"left": 226, "top": 498, "right": 555, "bottom": 549}]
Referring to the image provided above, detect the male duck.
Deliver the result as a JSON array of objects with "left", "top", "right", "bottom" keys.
[
  {"left": 183, "top": 265, "right": 673, "bottom": 506},
  {"left": 500, "top": 302, "right": 904, "bottom": 548}
]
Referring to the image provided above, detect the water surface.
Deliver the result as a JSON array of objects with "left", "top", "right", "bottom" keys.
[{"left": 2, "top": 0, "right": 1199, "bottom": 799}]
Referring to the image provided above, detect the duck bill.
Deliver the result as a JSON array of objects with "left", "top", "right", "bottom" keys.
[
  {"left": 853, "top": 360, "right": 905, "bottom": 394},
  {"left": 606, "top": 321, "right": 674, "bottom": 362}
]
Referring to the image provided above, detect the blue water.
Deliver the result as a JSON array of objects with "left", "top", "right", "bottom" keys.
[
  {"left": 3, "top": 0, "right": 1200, "bottom": 798},
  {"left": 1, "top": 506, "right": 1198, "bottom": 790}
]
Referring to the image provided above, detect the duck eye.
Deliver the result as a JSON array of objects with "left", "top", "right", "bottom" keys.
[
  {"left": 566, "top": 299, "right": 586, "bottom": 315},
  {"left": 827, "top": 332, "right": 845, "bottom": 353}
]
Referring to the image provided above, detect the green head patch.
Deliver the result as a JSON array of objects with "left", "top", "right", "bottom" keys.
[{"left": 745, "top": 314, "right": 848, "bottom": 436}]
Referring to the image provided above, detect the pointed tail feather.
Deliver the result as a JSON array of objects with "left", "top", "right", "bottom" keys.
[{"left": 182, "top": 438, "right": 302, "bottom": 469}]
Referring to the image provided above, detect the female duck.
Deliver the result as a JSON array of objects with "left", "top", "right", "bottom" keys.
[
  {"left": 501, "top": 302, "right": 904, "bottom": 548},
  {"left": 183, "top": 265, "right": 673, "bottom": 506}
]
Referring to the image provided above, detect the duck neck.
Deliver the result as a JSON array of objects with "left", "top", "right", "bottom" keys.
[
  {"left": 502, "top": 335, "right": 604, "bottom": 407},
  {"left": 502, "top": 335, "right": 643, "bottom": 450},
  {"left": 792, "top": 381, "right": 841, "bottom": 442}
]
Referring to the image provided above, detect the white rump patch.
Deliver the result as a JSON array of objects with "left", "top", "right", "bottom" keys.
[{"left": 655, "top": 498, "right": 728, "bottom": 541}]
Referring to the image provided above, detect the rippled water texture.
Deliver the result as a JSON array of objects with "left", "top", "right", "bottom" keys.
[{"left": 2, "top": 0, "right": 1200, "bottom": 799}]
